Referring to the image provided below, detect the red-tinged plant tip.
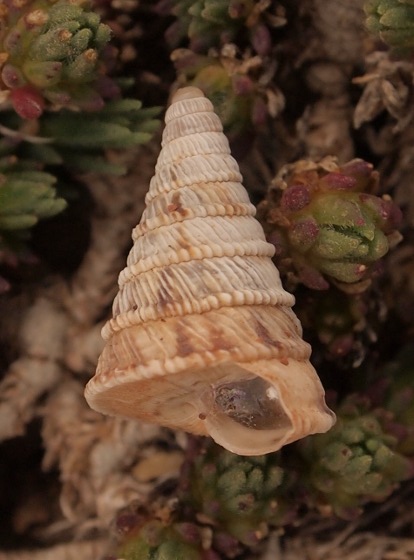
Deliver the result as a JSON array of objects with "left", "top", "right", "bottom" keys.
[
  {"left": 0, "top": 275, "right": 11, "bottom": 294},
  {"left": 341, "top": 159, "right": 374, "bottom": 180},
  {"left": 2, "top": 64, "right": 25, "bottom": 89},
  {"left": 319, "top": 172, "right": 357, "bottom": 191},
  {"left": 251, "top": 95, "right": 268, "bottom": 126},
  {"left": 289, "top": 218, "right": 320, "bottom": 250},
  {"left": 259, "top": 157, "right": 402, "bottom": 291},
  {"left": 10, "top": 85, "right": 44, "bottom": 118},
  {"left": 280, "top": 184, "right": 311, "bottom": 212},
  {"left": 250, "top": 22, "right": 272, "bottom": 56},
  {"left": 232, "top": 74, "right": 254, "bottom": 96}
]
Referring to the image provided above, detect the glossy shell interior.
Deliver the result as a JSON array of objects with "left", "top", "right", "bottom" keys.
[{"left": 84, "top": 86, "right": 335, "bottom": 455}]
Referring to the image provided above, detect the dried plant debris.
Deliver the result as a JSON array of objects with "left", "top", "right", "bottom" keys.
[
  {"left": 0, "top": 145, "right": 162, "bottom": 546},
  {"left": 0, "top": 540, "right": 106, "bottom": 560},
  {"left": 42, "top": 379, "right": 178, "bottom": 529},
  {"left": 298, "top": 0, "right": 367, "bottom": 65},
  {"left": 354, "top": 52, "right": 414, "bottom": 133}
]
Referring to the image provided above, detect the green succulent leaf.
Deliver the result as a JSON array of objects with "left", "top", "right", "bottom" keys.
[
  {"left": 298, "top": 395, "right": 413, "bottom": 518},
  {"left": 364, "top": 0, "right": 414, "bottom": 52},
  {"left": 188, "top": 444, "right": 285, "bottom": 545},
  {"left": 0, "top": 169, "right": 66, "bottom": 230}
]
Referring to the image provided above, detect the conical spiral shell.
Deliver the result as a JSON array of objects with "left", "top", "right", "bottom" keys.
[{"left": 85, "top": 87, "right": 335, "bottom": 456}]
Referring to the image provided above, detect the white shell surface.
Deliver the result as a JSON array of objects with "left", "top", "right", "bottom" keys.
[{"left": 85, "top": 86, "right": 335, "bottom": 455}]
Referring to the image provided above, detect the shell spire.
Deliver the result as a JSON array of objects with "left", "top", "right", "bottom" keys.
[{"left": 84, "top": 87, "right": 335, "bottom": 456}]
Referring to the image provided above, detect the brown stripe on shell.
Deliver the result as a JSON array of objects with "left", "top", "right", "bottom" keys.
[
  {"left": 128, "top": 215, "right": 268, "bottom": 265},
  {"left": 142, "top": 182, "right": 252, "bottom": 225},
  {"left": 115, "top": 255, "right": 293, "bottom": 315},
  {"left": 99, "top": 305, "right": 311, "bottom": 369},
  {"left": 175, "top": 320, "right": 196, "bottom": 358},
  {"left": 147, "top": 154, "right": 242, "bottom": 201}
]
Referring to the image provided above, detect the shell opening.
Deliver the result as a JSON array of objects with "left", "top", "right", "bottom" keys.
[
  {"left": 213, "top": 377, "right": 292, "bottom": 431},
  {"left": 196, "top": 363, "right": 294, "bottom": 456}
]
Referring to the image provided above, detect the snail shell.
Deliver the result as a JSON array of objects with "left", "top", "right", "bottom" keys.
[{"left": 84, "top": 87, "right": 335, "bottom": 456}]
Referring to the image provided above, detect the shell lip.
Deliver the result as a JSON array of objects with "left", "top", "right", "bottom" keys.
[
  {"left": 204, "top": 419, "right": 293, "bottom": 456},
  {"left": 189, "top": 360, "right": 335, "bottom": 456}
]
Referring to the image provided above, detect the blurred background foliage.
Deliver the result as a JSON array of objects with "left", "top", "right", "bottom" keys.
[{"left": 1, "top": 1, "right": 414, "bottom": 559}]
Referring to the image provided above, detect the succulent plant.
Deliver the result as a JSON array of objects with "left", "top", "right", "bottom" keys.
[
  {"left": 109, "top": 440, "right": 288, "bottom": 560},
  {"left": 159, "top": 0, "right": 285, "bottom": 55},
  {"left": 368, "top": 348, "right": 414, "bottom": 457},
  {"left": 365, "top": 0, "right": 414, "bottom": 55},
  {"left": 38, "top": 98, "right": 160, "bottom": 173},
  {"left": 172, "top": 47, "right": 283, "bottom": 143},
  {"left": 0, "top": 96, "right": 160, "bottom": 174},
  {"left": 115, "top": 518, "right": 210, "bottom": 560},
  {"left": 260, "top": 157, "right": 402, "bottom": 291},
  {"left": 0, "top": 167, "right": 65, "bottom": 231},
  {"left": 109, "top": 370, "right": 414, "bottom": 559},
  {"left": 109, "top": 481, "right": 231, "bottom": 560},
  {"left": 0, "top": 0, "right": 114, "bottom": 119},
  {"left": 188, "top": 443, "right": 286, "bottom": 548},
  {"left": 297, "top": 286, "right": 386, "bottom": 368},
  {"left": 0, "top": 159, "right": 66, "bottom": 292},
  {"left": 297, "top": 394, "right": 414, "bottom": 519}
]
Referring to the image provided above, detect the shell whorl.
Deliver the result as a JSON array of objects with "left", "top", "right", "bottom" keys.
[
  {"left": 147, "top": 90, "right": 242, "bottom": 201},
  {"left": 85, "top": 87, "right": 335, "bottom": 456},
  {"left": 106, "top": 86, "right": 292, "bottom": 337}
]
